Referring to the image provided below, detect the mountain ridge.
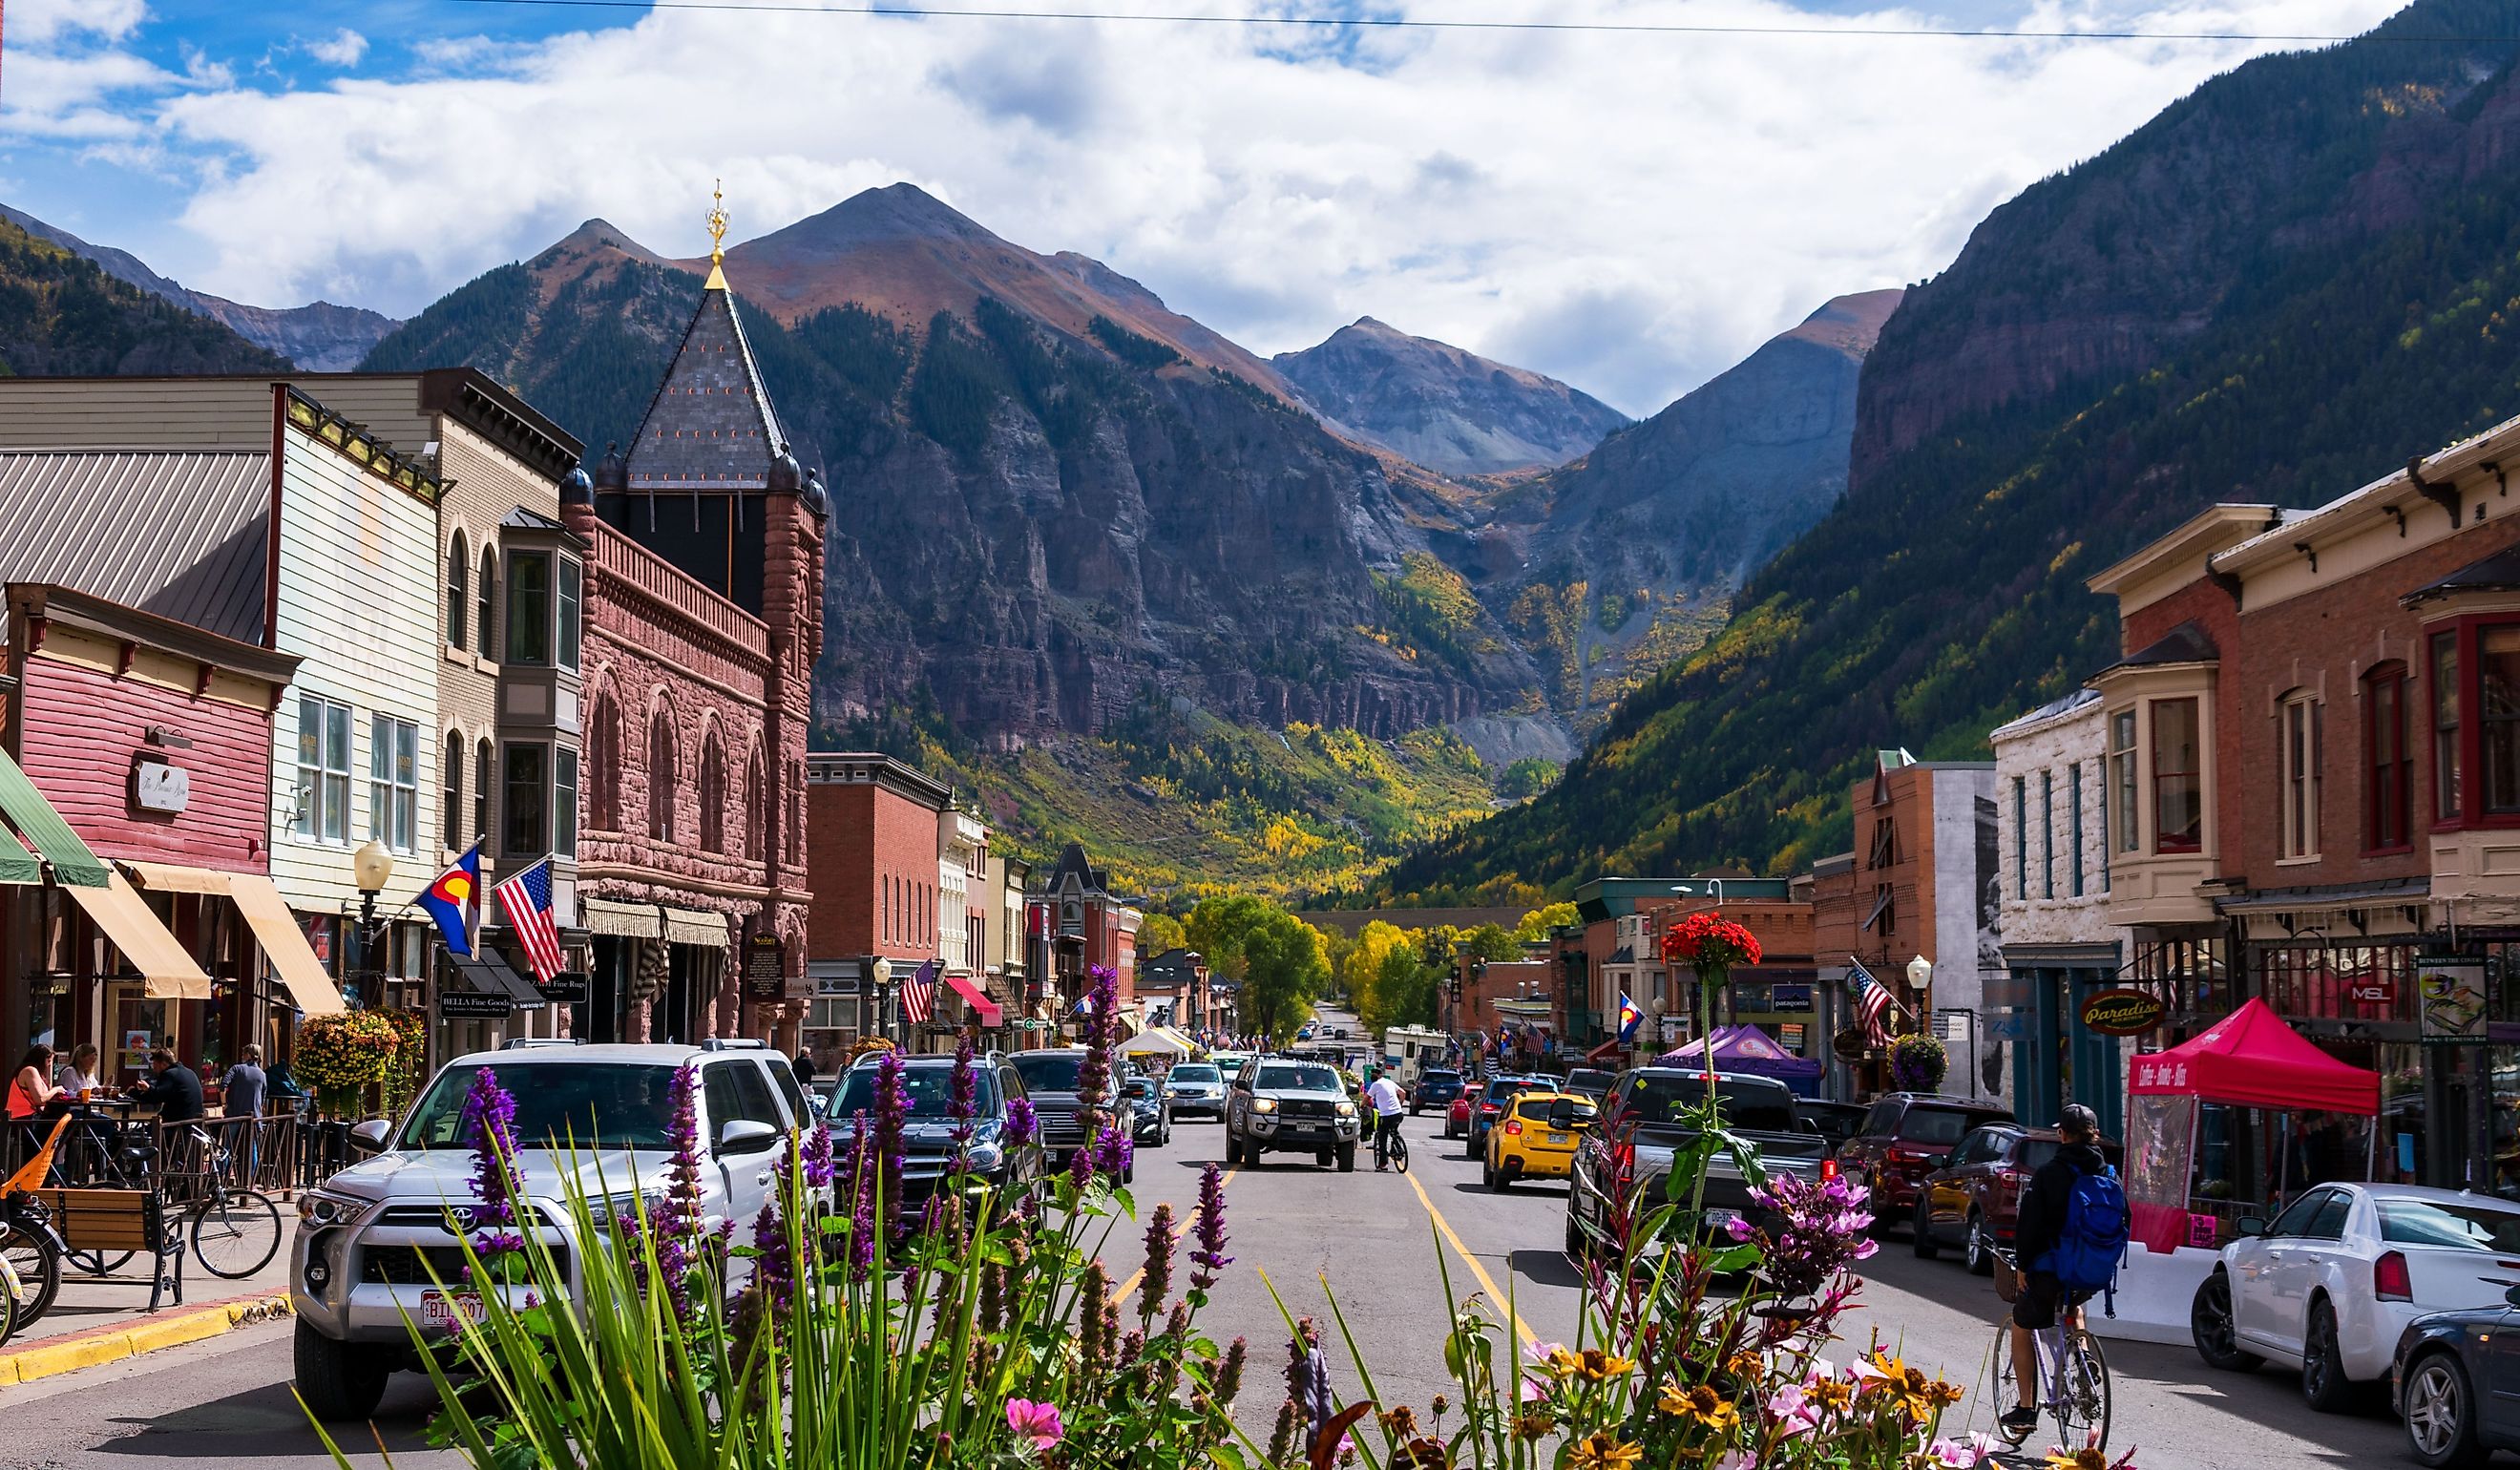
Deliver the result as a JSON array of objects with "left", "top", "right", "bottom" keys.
[{"left": 1270, "top": 315, "right": 1628, "bottom": 476}]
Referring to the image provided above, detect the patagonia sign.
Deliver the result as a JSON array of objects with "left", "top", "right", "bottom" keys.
[{"left": 2079, "top": 989, "right": 2164, "bottom": 1037}]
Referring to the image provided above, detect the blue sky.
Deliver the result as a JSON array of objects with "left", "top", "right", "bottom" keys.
[{"left": 9, "top": 0, "right": 2410, "bottom": 414}]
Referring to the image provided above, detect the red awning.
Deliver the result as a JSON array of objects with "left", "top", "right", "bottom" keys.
[
  {"left": 2126, "top": 998, "right": 2379, "bottom": 1115},
  {"left": 945, "top": 971, "right": 1003, "bottom": 1028}
]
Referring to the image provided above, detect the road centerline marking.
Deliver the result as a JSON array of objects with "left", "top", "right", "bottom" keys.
[{"left": 1404, "top": 1165, "right": 1540, "bottom": 1348}]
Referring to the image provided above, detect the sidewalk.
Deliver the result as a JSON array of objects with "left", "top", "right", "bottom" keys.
[{"left": 0, "top": 1227, "right": 295, "bottom": 1384}]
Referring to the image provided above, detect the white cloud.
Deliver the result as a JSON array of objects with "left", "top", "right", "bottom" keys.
[
  {"left": 305, "top": 30, "right": 368, "bottom": 70},
  {"left": 109, "top": 0, "right": 2411, "bottom": 412}
]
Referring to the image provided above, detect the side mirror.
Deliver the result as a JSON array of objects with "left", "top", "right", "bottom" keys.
[
  {"left": 718, "top": 1119, "right": 781, "bottom": 1155},
  {"left": 348, "top": 1118, "right": 393, "bottom": 1153},
  {"left": 2235, "top": 1216, "right": 2267, "bottom": 1238},
  {"left": 2504, "top": 1283, "right": 2520, "bottom": 1309},
  {"left": 1933, "top": 1153, "right": 1953, "bottom": 1171},
  {"left": 1548, "top": 1100, "right": 1577, "bottom": 1128}
]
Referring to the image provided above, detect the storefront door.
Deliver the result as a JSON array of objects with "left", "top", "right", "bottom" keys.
[{"left": 103, "top": 981, "right": 176, "bottom": 1085}]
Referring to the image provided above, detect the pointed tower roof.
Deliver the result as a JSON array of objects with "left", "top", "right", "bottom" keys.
[{"left": 620, "top": 182, "right": 796, "bottom": 493}]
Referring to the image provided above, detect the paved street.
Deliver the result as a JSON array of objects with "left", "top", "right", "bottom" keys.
[{"left": 0, "top": 1015, "right": 2409, "bottom": 1469}]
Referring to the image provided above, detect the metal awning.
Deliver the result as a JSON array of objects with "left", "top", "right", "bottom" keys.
[
  {"left": 0, "top": 748, "right": 98, "bottom": 887},
  {"left": 582, "top": 897, "right": 663, "bottom": 938},
  {"left": 228, "top": 874, "right": 346, "bottom": 1016},
  {"left": 662, "top": 907, "right": 728, "bottom": 949},
  {"left": 66, "top": 872, "right": 211, "bottom": 999},
  {"left": 450, "top": 952, "right": 547, "bottom": 1009}
]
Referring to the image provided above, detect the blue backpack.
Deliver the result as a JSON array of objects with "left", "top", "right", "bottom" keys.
[{"left": 2048, "top": 1165, "right": 2131, "bottom": 1305}]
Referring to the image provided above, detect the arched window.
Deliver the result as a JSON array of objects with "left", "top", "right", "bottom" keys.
[
  {"left": 586, "top": 695, "right": 620, "bottom": 831},
  {"left": 648, "top": 709, "right": 678, "bottom": 843},
  {"left": 443, "top": 729, "right": 464, "bottom": 850},
  {"left": 698, "top": 732, "right": 726, "bottom": 854},
  {"left": 473, "top": 738, "right": 494, "bottom": 844},
  {"left": 446, "top": 532, "right": 469, "bottom": 648},
  {"left": 477, "top": 549, "right": 497, "bottom": 661},
  {"left": 744, "top": 746, "right": 766, "bottom": 863}
]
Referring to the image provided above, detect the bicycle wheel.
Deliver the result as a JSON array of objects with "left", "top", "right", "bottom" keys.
[
  {"left": 2053, "top": 1329, "right": 2110, "bottom": 1452},
  {"left": 2, "top": 1225, "right": 62, "bottom": 1325},
  {"left": 191, "top": 1188, "right": 282, "bottom": 1279},
  {"left": 1393, "top": 1131, "right": 1410, "bottom": 1174},
  {"left": 1991, "top": 1323, "right": 2032, "bottom": 1447}
]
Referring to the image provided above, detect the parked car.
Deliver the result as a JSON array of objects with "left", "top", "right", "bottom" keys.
[
  {"left": 1009, "top": 1048, "right": 1134, "bottom": 1184},
  {"left": 828, "top": 1050, "right": 1048, "bottom": 1205},
  {"left": 2391, "top": 1282, "right": 2520, "bottom": 1465},
  {"left": 1564, "top": 1070, "right": 1828, "bottom": 1263},
  {"left": 2194, "top": 1183, "right": 2520, "bottom": 1413},
  {"left": 1835, "top": 1093, "right": 2015, "bottom": 1234},
  {"left": 1163, "top": 1061, "right": 1228, "bottom": 1121},
  {"left": 291, "top": 1041, "right": 812, "bottom": 1420},
  {"left": 1225, "top": 1058, "right": 1362, "bottom": 1169},
  {"left": 1560, "top": 1068, "right": 1617, "bottom": 1103},
  {"left": 1794, "top": 1100, "right": 1867, "bottom": 1153},
  {"left": 1412, "top": 1067, "right": 1466, "bottom": 1116},
  {"left": 1119, "top": 1077, "right": 1173, "bottom": 1146},
  {"left": 1465, "top": 1076, "right": 1552, "bottom": 1159},
  {"left": 1485, "top": 1090, "right": 1598, "bottom": 1190},
  {"left": 1446, "top": 1094, "right": 1475, "bottom": 1139},
  {"left": 1911, "top": 1124, "right": 2123, "bottom": 1273},
  {"left": 1212, "top": 1052, "right": 1253, "bottom": 1084}
]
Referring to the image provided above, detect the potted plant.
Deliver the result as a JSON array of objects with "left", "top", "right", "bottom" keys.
[
  {"left": 292, "top": 1010, "right": 403, "bottom": 1119},
  {"left": 1890, "top": 1032, "right": 1949, "bottom": 1093}
]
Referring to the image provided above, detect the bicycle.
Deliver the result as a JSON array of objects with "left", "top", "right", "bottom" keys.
[
  {"left": 172, "top": 1124, "right": 283, "bottom": 1280},
  {"left": 1375, "top": 1117, "right": 1410, "bottom": 1173},
  {"left": 1989, "top": 1248, "right": 2110, "bottom": 1453}
]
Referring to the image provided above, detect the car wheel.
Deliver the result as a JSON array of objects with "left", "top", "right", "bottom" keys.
[
  {"left": 1564, "top": 1207, "right": 1587, "bottom": 1260},
  {"left": 1494, "top": 1167, "right": 1513, "bottom": 1192},
  {"left": 1911, "top": 1197, "right": 1940, "bottom": 1259},
  {"left": 2190, "top": 1270, "right": 2263, "bottom": 1373},
  {"left": 2301, "top": 1298, "right": 2355, "bottom": 1413},
  {"left": 294, "top": 1319, "right": 390, "bottom": 1421},
  {"left": 2404, "top": 1351, "right": 2489, "bottom": 1468},
  {"left": 1865, "top": 1173, "right": 1895, "bottom": 1237},
  {"left": 1336, "top": 1144, "right": 1355, "bottom": 1172},
  {"left": 1963, "top": 1211, "right": 1994, "bottom": 1275}
]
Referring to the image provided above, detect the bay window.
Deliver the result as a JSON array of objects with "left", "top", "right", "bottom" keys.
[
  {"left": 2485, "top": 625, "right": 2520, "bottom": 813},
  {"left": 2110, "top": 709, "right": 2139, "bottom": 853},
  {"left": 2279, "top": 693, "right": 2321, "bottom": 860},
  {"left": 555, "top": 748, "right": 578, "bottom": 859},
  {"left": 2435, "top": 632, "right": 2462, "bottom": 820},
  {"left": 506, "top": 552, "right": 551, "bottom": 666},
  {"left": 2152, "top": 698, "right": 2202, "bottom": 853},
  {"left": 557, "top": 557, "right": 582, "bottom": 671},
  {"left": 2365, "top": 664, "right": 2411, "bottom": 850},
  {"left": 504, "top": 743, "right": 548, "bottom": 858}
]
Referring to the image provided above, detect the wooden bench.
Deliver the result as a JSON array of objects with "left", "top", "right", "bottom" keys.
[{"left": 37, "top": 1187, "right": 185, "bottom": 1311}]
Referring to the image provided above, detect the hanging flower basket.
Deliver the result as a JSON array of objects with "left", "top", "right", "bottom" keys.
[
  {"left": 1890, "top": 1032, "right": 1948, "bottom": 1093},
  {"left": 294, "top": 1010, "right": 404, "bottom": 1117}
]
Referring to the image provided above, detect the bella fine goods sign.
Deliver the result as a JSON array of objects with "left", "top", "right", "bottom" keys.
[{"left": 2079, "top": 989, "right": 2165, "bottom": 1037}]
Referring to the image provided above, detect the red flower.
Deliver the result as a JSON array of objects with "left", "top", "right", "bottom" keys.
[{"left": 1660, "top": 914, "right": 1761, "bottom": 973}]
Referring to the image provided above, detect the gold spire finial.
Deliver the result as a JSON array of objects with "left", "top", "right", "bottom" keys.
[{"left": 704, "top": 178, "right": 730, "bottom": 290}]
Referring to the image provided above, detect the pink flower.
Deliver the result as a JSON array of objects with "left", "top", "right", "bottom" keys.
[
  {"left": 1801, "top": 1355, "right": 1837, "bottom": 1385},
  {"left": 1005, "top": 1397, "right": 1064, "bottom": 1450},
  {"left": 1520, "top": 1376, "right": 1548, "bottom": 1402},
  {"left": 1924, "top": 1433, "right": 1998, "bottom": 1467},
  {"left": 1713, "top": 1451, "right": 1758, "bottom": 1470},
  {"left": 1765, "top": 1383, "right": 1820, "bottom": 1438},
  {"left": 1525, "top": 1339, "right": 1566, "bottom": 1363}
]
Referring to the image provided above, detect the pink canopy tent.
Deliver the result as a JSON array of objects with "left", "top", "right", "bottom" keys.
[
  {"left": 2123, "top": 997, "right": 2379, "bottom": 1251},
  {"left": 2126, "top": 997, "right": 2380, "bottom": 1114}
]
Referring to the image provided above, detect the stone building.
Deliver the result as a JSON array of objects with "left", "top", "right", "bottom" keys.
[{"left": 566, "top": 228, "right": 823, "bottom": 1049}]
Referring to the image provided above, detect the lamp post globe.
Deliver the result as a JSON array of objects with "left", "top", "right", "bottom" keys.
[
  {"left": 353, "top": 840, "right": 393, "bottom": 893},
  {"left": 1906, "top": 955, "right": 1931, "bottom": 988}
]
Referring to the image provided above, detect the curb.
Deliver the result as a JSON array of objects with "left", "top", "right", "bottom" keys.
[{"left": 0, "top": 1293, "right": 293, "bottom": 1387}]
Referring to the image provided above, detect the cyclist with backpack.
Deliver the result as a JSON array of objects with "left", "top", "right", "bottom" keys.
[{"left": 2003, "top": 1102, "right": 2128, "bottom": 1438}]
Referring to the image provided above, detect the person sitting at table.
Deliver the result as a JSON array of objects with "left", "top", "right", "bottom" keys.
[
  {"left": 126, "top": 1046, "right": 205, "bottom": 1124},
  {"left": 52, "top": 1042, "right": 101, "bottom": 1098},
  {"left": 9, "top": 1043, "right": 62, "bottom": 1122}
]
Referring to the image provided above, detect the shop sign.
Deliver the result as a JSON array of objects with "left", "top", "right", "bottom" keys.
[
  {"left": 1831, "top": 1027, "right": 1870, "bottom": 1062},
  {"left": 2347, "top": 978, "right": 2396, "bottom": 1004},
  {"left": 2078, "top": 989, "right": 2164, "bottom": 1037},
  {"left": 1771, "top": 984, "right": 1814, "bottom": 1013},
  {"left": 440, "top": 990, "right": 514, "bottom": 1018},
  {"left": 1778, "top": 1023, "right": 1806, "bottom": 1049},
  {"left": 2419, "top": 956, "right": 2488, "bottom": 1044},
  {"left": 131, "top": 758, "right": 189, "bottom": 814},
  {"left": 743, "top": 933, "right": 788, "bottom": 1002},
  {"left": 537, "top": 970, "right": 590, "bottom": 1004}
]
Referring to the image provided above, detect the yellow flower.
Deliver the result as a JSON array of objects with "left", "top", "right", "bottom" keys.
[
  {"left": 1807, "top": 1378, "right": 1856, "bottom": 1412},
  {"left": 1859, "top": 1350, "right": 1939, "bottom": 1420},
  {"left": 1723, "top": 1352, "right": 1761, "bottom": 1381},
  {"left": 1566, "top": 1432, "right": 1644, "bottom": 1470},
  {"left": 2042, "top": 1451, "right": 2108, "bottom": 1470},
  {"left": 1655, "top": 1380, "right": 1740, "bottom": 1433},
  {"left": 1544, "top": 1348, "right": 1586, "bottom": 1378},
  {"left": 1511, "top": 1412, "right": 1556, "bottom": 1442},
  {"left": 1575, "top": 1348, "right": 1637, "bottom": 1382},
  {"left": 1922, "top": 1376, "right": 1965, "bottom": 1410}
]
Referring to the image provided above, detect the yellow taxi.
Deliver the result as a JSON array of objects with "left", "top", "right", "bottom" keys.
[{"left": 1483, "top": 1089, "right": 1597, "bottom": 1190}]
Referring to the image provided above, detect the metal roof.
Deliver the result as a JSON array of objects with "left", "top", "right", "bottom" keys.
[{"left": 0, "top": 452, "right": 268, "bottom": 643}]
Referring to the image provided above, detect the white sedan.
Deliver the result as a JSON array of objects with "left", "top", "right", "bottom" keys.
[{"left": 2190, "top": 1182, "right": 2520, "bottom": 1412}]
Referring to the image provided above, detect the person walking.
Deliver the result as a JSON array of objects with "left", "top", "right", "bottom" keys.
[
  {"left": 221, "top": 1044, "right": 269, "bottom": 1184},
  {"left": 793, "top": 1050, "right": 818, "bottom": 1088}
]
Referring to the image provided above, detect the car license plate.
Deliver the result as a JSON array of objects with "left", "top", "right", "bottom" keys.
[
  {"left": 421, "top": 1289, "right": 488, "bottom": 1328},
  {"left": 1706, "top": 1208, "right": 1741, "bottom": 1229},
  {"left": 1546, "top": 1132, "right": 1567, "bottom": 1144}
]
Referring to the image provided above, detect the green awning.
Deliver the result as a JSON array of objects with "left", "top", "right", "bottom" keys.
[{"left": 0, "top": 748, "right": 104, "bottom": 887}]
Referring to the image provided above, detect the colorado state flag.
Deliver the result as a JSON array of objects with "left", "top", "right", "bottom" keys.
[
  {"left": 1616, "top": 992, "right": 1643, "bottom": 1043},
  {"left": 419, "top": 841, "right": 482, "bottom": 957}
]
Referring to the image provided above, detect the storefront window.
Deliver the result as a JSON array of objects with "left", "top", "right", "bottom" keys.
[
  {"left": 2437, "top": 632, "right": 2463, "bottom": 819},
  {"left": 2152, "top": 698, "right": 2202, "bottom": 852},
  {"left": 2484, "top": 625, "right": 2520, "bottom": 813}
]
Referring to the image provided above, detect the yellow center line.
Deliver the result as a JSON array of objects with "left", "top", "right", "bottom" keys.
[
  {"left": 1404, "top": 1164, "right": 1541, "bottom": 1348},
  {"left": 1115, "top": 1166, "right": 1237, "bottom": 1303}
]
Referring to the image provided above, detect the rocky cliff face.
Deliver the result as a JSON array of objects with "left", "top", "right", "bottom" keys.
[
  {"left": 364, "top": 189, "right": 1543, "bottom": 743},
  {"left": 1271, "top": 317, "right": 1628, "bottom": 475},
  {"left": 0, "top": 204, "right": 398, "bottom": 371}
]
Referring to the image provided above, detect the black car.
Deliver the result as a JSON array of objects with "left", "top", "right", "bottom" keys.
[
  {"left": 828, "top": 1052, "right": 1044, "bottom": 1205},
  {"left": 1465, "top": 1076, "right": 1550, "bottom": 1159},
  {"left": 1560, "top": 1068, "right": 1617, "bottom": 1103},
  {"left": 1794, "top": 1100, "right": 1868, "bottom": 1153},
  {"left": 1121, "top": 1077, "right": 1172, "bottom": 1146},
  {"left": 2394, "top": 1283, "right": 2520, "bottom": 1465},
  {"left": 1411, "top": 1068, "right": 1466, "bottom": 1116},
  {"left": 1009, "top": 1048, "right": 1135, "bottom": 1184}
]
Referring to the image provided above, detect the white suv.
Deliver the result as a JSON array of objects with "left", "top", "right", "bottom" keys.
[{"left": 290, "top": 1040, "right": 811, "bottom": 1419}]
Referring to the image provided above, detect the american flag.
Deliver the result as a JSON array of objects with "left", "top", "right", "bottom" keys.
[
  {"left": 492, "top": 858, "right": 565, "bottom": 985},
  {"left": 899, "top": 958, "right": 938, "bottom": 1026},
  {"left": 1850, "top": 956, "right": 1898, "bottom": 1048}
]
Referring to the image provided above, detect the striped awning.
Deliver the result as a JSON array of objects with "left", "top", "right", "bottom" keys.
[
  {"left": 662, "top": 907, "right": 729, "bottom": 949},
  {"left": 0, "top": 748, "right": 99, "bottom": 888},
  {"left": 582, "top": 897, "right": 663, "bottom": 938}
]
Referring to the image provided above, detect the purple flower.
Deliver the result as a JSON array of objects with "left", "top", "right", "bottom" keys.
[
  {"left": 457, "top": 1067, "right": 524, "bottom": 1269},
  {"left": 1067, "top": 1138, "right": 1097, "bottom": 1196},
  {"left": 845, "top": 1121, "right": 878, "bottom": 1280},
  {"left": 1005, "top": 1097, "right": 1039, "bottom": 1148},
  {"left": 802, "top": 1119, "right": 836, "bottom": 1189},
  {"left": 1078, "top": 965, "right": 1119, "bottom": 1111},
  {"left": 873, "top": 1049, "right": 911, "bottom": 1236},
  {"left": 1745, "top": 1168, "right": 1879, "bottom": 1306},
  {"left": 1005, "top": 1397, "right": 1064, "bottom": 1451},
  {"left": 1188, "top": 1162, "right": 1232, "bottom": 1289},
  {"left": 1139, "top": 1203, "right": 1176, "bottom": 1317},
  {"left": 949, "top": 1037, "right": 977, "bottom": 1124},
  {"left": 657, "top": 1063, "right": 707, "bottom": 1311},
  {"left": 748, "top": 1201, "right": 793, "bottom": 1309},
  {"left": 1090, "top": 1123, "right": 1133, "bottom": 1182}
]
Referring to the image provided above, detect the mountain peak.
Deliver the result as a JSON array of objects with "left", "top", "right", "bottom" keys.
[
  {"left": 749, "top": 182, "right": 999, "bottom": 260},
  {"left": 547, "top": 217, "right": 667, "bottom": 265},
  {"left": 1274, "top": 319, "right": 1626, "bottom": 476},
  {"left": 1784, "top": 287, "right": 1904, "bottom": 355}
]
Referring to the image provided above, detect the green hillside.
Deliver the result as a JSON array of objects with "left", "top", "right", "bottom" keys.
[
  {"left": 1376, "top": 1, "right": 2520, "bottom": 900},
  {"left": 0, "top": 218, "right": 286, "bottom": 376}
]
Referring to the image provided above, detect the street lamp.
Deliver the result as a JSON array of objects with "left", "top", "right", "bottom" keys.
[
  {"left": 866, "top": 955, "right": 895, "bottom": 1043},
  {"left": 1907, "top": 954, "right": 1933, "bottom": 1030},
  {"left": 352, "top": 839, "right": 393, "bottom": 1009}
]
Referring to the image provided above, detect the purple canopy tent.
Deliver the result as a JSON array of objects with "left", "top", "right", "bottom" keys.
[{"left": 1654, "top": 1024, "right": 1825, "bottom": 1097}]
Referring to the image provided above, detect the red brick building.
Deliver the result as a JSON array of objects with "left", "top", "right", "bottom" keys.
[
  {"left": 1036, "top": 842, "right": 1139, "bottom": 1028},
  {"left": 802, "top": 751, "right": 951, "bottom": 1058},
  {"left": 565, "top": 248, "right": 823, "bottom": 1049}
]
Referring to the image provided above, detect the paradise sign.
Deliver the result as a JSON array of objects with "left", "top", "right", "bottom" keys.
[{"left": 2079, "top": 988, "right": 2164, "bottom": 1037}]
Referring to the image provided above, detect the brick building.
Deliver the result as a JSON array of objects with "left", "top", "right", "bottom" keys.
[
  {"left": 1642, "top": 884, "right": 1826, "bottom": 1067},
  {"left": 802, "top": 752, "right": 952, "bottom": 1059},
  {"left": 566, "top": 238, "right": 823, "bottom": 1050},
  {"left": 1036, "top": 842, "right": 1140, "bottom": 1027}
]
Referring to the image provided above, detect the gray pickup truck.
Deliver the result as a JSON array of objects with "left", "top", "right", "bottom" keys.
[{"left": 1563, "top": 1068, "right": 1830, "bottom": 1262}]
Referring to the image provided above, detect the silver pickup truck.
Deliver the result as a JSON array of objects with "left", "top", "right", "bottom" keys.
[{"left": 1563, "top": 1068, "right": 1830, "bottom": 1262}]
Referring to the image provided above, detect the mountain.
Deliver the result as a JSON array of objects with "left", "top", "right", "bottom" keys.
[
  {"left": 0, "top": 204, "right": 398, "bottom": 370},
  {"left": 0, "top": 216, "right": 288, "bottom": 376},
  {"left": 365, "top": 188, "right": 1544, "bottom": 748},
  {"left": 1486, "top": 289, "right": 1901, "bottom": 712},
  {"left": 1376, "top": 0, "right": 2520, "bottom": 900},
  {"left": 1270, "top": 317, "right": 1628, "bottom": 475}
]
